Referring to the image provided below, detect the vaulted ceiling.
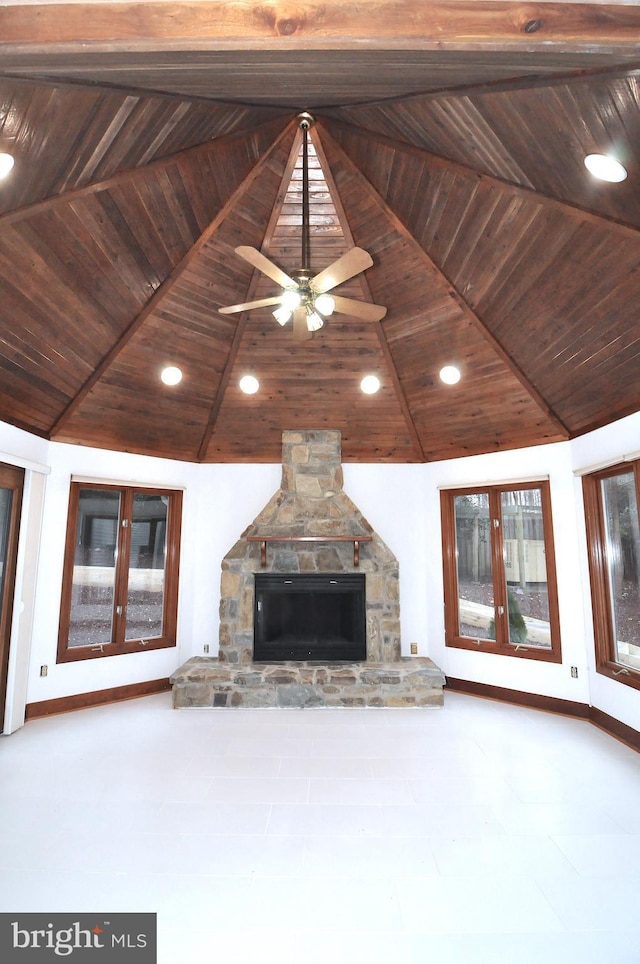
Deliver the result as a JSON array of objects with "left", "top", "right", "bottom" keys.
[{"left": 0, "top": 1, "right": 639, "bottom": 462}]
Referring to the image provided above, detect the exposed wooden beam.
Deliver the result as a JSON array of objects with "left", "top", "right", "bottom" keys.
[{"left": 1, "top": 2, "right": 640, "bottom": 51}]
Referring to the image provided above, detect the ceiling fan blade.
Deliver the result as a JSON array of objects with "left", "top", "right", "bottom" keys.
[
  {"left": 234, "top": 246, "right": 296, "bottom": 289},
  {"left": 331, "top": 295, "right": 387, "bottom": 322},
  {"left": 293, "top": 307, "right": 314, "bottom": 341},
  {"left": 218, "top": 295, "right": 284, "bottom": 315},
  {"left": 312, "top": 247, "right": 374, "bottom": 293}
]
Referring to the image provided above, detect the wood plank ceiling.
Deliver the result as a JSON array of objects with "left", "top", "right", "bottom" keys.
[{"left": 0, "top": 0, "right": 639, "bottom": 462}]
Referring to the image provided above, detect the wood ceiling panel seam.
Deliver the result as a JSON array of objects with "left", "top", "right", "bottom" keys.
[
  {"left": 62, "top": 96, "right": 142, "bottom": 188},
  {"left": 197, "top": 121, "right": 300, "bottom": 461},
  {"left": 106, "top": 181, "right": 178, "bottom": 276},
  {"left": 2, "top": 217, "right": 130, "bottom": 344},
  {"left": 48, "top": 122, "right": 295, "bottom": 443},
  {"left": 314, "top": 124, "right": 426, "bottom": 461},
  {"left": 473, "top": 210, "right": 580, "bottom": 324},
  {"left": 92, "top": 189, "right": 164, "bottom": 289},
  {"left": 323, "top": 125, "right": 570, "bottom": 438},
  {"left": 0, "top": 115, "right": 287, "bottom": 225},
  {"left": 42, "top": 208, "right": 165, "bottom": 336},
  {"left": 134, "top": 100, "right": 200, "bottom": 167},
  {"left": 154, "top": 163, "right": 204, "bottom": 248},
  {"left": 328, "top": 117, "right": 640, "bottom": 238},
  {"left": 438, "top": 188, "right": 511, "bottom": 293},
  {"left": 431, "top": 96, "right": 534, "bottom": 186},
  {"left": 65, "top": 195, "right": 163, "bottom": 307}
]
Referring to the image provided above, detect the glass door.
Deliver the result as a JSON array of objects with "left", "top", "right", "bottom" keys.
[{"left": 0, "top": 463, "right": 24, "bottom": 733}]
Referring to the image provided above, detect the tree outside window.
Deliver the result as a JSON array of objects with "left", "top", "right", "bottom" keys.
[{"left": 441, "top": 481, "right": 562, "bottom": 662}]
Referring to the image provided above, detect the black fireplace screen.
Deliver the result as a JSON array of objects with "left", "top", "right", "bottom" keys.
[{"left": 254, "top": 572, "right": 366, "bottom": 662}]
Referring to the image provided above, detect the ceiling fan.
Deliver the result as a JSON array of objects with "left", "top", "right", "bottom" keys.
[{"left": 219, "top": 113, "right": 387, "bottom": 338}]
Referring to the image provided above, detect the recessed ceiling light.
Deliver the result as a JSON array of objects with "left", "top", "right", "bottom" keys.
[
  {"left": 0, "top": 153, "right": 14, "bottom": 179},
  {"left": 160, "top": 366, "right": 183, "bottom": 386},
  {"left": 239, "top": 374, "right": 260, "bottom": 395},
  {"left": 360, "top": 374, "right": 381, "bottom": 395},
  {"left": 440, "top": 365, "right": 461, "bottom": 385},
  {"left": 584, "top": 153, "right": 627, "bottom": 183}
]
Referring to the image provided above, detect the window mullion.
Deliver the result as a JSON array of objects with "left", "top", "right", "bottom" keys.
[
  {"left": 113, "top": 489, "right": 132, "bottom": 646},
  {"left": 489, "top": 490, "right": 508, "bottom": 646}
]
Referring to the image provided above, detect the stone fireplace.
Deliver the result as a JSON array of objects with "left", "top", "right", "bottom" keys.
[{"left": 171, "top": 431, "right": 444, "bottom": 708}]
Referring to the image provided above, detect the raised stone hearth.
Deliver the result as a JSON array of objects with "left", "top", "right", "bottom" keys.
[
  {"left": 171, "top": 657, "right": 444, "bottom": 708},
  {"left": 171, "top": 430, "right": 444, "bottom": 708}
]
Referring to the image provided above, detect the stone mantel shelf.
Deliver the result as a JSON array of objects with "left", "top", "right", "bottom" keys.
[{"left": 246, "top": 534, "right": 373, "bottom": 567}]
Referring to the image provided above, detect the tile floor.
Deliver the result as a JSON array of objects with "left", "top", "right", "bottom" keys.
[{"left": 1, "top": 691, "right": 639, "bottom": 963}]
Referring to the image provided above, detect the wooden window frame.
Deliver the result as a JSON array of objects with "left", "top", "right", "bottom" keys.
[
  {"left": 57, "top": 483, "right": 182, "bottom": 662},
  {"left": 583, "top": 460, "right": 640, "bottom": 692},
  {"left": 441, "top": 481, "right": 562, "bottom": 663}
]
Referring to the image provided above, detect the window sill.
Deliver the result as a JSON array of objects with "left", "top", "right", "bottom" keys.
[
  {"left": 445, "top": 636, "right": 562, "bottom": 663},
  {"left": 57, "top": 638, "right": 176, "bottom": 662},
  {"left": 597, "top": 661, "right": 640, "bottom": 692}
]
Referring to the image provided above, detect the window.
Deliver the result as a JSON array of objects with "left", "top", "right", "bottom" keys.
[
  {"left": 57, "top": 483, "right": 182, "bottom": 661},
  {"left": 441, "top": 482, "right": 562, "bottom": 661},
  {"left": 583, "top": 460, "right": 640, "bottom": 690}
]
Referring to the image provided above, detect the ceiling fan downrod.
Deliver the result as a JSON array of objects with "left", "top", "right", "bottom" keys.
[
  {"left": 299, "top": 112, "right": 313, "bottom": 273},
  {"left": 288, "top": 113, "right": 320, "bottom": 329},
  {"left": 218, "top": 110, "right": 387, "bottom": 330}
]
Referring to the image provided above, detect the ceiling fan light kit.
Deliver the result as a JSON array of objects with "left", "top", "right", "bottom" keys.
[{"left": 219, "top": 113, "right": 386, "bottom": 337}]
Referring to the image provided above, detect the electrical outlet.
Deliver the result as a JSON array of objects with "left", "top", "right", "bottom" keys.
[
  {"left": 203, "top": 644, "right": 209, "bottom": 654},
  {"left": 410, "top": 642, "right": 418, "bottom": 655},
  {"left": 40, "top": 665, "right": 48, "bottom": 677},
  {"left": 571, "top": 666, "right": 578, "bottom": 678}
]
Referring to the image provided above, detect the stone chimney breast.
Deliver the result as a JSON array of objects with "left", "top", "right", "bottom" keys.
[
  {"left": 171, "top": 429, "right": 445, "bottom": 708},
  {"left": 221, "top": 430, "right": 399, "bottom": 664}
]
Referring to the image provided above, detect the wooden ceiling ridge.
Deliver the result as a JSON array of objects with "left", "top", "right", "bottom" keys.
[
  {"left": 324, "top": 115, "right": 640, "bottom": 241},
  {"left": 0, "top": 115, "right": 288, "bottom": 227},
  {"left": 0, "top": 67, "right": 290, "bottom": 115},
  {"left": 322, "top": 61, "right": 640, "bottom": 113},
  {"left": 2, "top": 1, "right": 640, "bottom": 49},
  {"left": 49, "top": 120, "right": 295, "bottom": 441},
  {"left": 313, "top": 122, "right": 425, "bottom": 461},
  {"left": 319, "top": 124, "right": 570, "bottom": 440},
  {"left": 196, "top": 118, "right": 302, "bottom": 460}
]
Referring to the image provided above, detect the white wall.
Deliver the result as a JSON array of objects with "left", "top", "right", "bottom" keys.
[
  {"left": 0, "top": 421, "right": 49, "bottom": 469},
  {"left": 343, "top": 462, "right": 427, "bottom": 654},
  {"left": 0, "top": 423, "right": 50, "bottom": 733},
  {"left": 571, "top": 411, "right": 640, "bottom": 733},
  {"left": 1, "top": 413, "right": 639, "bottom": 735},
  {"left": 24, "top": 441, "right": 202, "bottom": 706},
  {"left": 424, "top": 442, "right": 591, "bottom": 704},
  {"left": 192, "top": 462, "right": 282, "bottom": 656}
]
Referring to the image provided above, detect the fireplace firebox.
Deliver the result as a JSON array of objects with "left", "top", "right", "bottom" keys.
[{"left": 254, "top": 573, "right": 366, "bottom": 662}]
